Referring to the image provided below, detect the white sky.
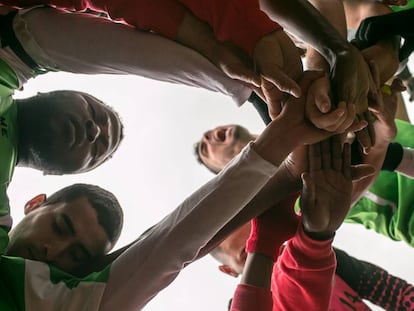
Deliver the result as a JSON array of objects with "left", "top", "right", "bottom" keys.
[{"left": 7, "top": 57, "right": 414, "bottom": 311}]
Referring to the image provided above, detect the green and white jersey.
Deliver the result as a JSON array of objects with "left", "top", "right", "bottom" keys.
[
  {"left": 0, "top": 59, "right": 109, "bottom": 311},
  {"left": 0, "top": 57, "right": 19, "bottom": 251},
  {"left": 346, "top": 120, "right": 414, "bottom": 246}
]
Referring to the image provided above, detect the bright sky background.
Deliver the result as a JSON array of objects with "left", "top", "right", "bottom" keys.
[{"left": 7, "top": 57, "right": 414, "bottom": 311}]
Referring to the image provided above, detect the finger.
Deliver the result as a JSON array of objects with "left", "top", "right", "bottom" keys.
[
  {"left": 365, "top": 111, "right": 376, "bottom": 147},
  {"left": 347, "top": 117, "right": 368, "bottom": 133},
  {"left": 309, "top": 107, "right": 346, "bottom": 131},
  {"left": 227, "top": 66, "right": 261, "bottom": 88},
  {"left": 331, "top": 135, "right": 342, "bottom": 171},
  {"left": 262, "top": 68, "right": 302, "bottom": 98},
  {"left": 342, "top": 143, "right": 352, "bottom": 179},
  {"left": 321, "top": 138, "right": 331, "bottom": 170},
  {"left": 350, "top": 164, "right": 375, "bottom": 181},
  {"left": 328, "top": 102, "right": 356, "bottom": 133},
  {"left": 261, "top": 78, "right": 283, "bottom": 117},
  {"left": 309, "top": 143, "right": 322, "bottom": 172},
  {"left": 368, "top": 60, "right": 380, "bottom": 90},
  {"left": 300, "top": 172, "right": 316, "bottom": 212},
  {"left": 390, "top": 78, "right": 406, "bottom": 93},
  {"left": 355, "top": 115, "right": 373, "bottom": 153}
]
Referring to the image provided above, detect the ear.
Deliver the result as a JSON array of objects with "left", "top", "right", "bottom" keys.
[
  {"left": 218, "top": 265, "right": 239, "bottom": 278},
  {"left": 24, "top": 194, "right": 47, "bottom": 215}
]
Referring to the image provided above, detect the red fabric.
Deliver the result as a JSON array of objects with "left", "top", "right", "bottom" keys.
[
  {"left": 330, "top": 277, "right": 371, "bottom": 310},
  {"left": 178, "top": 0, "right": 282, "bottom": 55},
  {"left": 230, "top": 284, "right": 273, "bottom": 311},
  {"left": 1, "top": 0, "right": 281, "bottom": 53},
  {"left": 246, "top": 193, "right": 299, "bottom": 260},
  {"left": 272, "top": 225, "right": 336, "bottom": 311}
]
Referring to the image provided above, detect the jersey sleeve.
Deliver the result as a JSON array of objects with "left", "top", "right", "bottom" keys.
[
  {"left": 335, "top": 248, "right": 414, "bottom": 310},
  {"left": 272, "top": 225, "right": 336, "bottom": 311},
  {"left": 99, "top": 143, "right": 280, "bottom": 310}
]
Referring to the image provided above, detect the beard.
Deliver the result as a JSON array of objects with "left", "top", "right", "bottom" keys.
[{"left": 18, "top": 100, "right": 68, "bottom": 175}]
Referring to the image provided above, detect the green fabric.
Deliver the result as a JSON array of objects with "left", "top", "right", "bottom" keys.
[
  {"left": 0, "top": 57, "right": 19, "bottom": 245},
  {"left": 390, "top": 0, "right": 414, "bottom": 12},
  {"left": 346, "top": 119, "right": 414, "bottom": 246}
]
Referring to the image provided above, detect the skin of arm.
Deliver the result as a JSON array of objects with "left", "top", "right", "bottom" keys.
[
  {"left": 344, "top": 0, "right": 400, "bottom": 82},
  {"left": 259, "top": 0, "right": 376, "bottom": 152},
  {"left": 351, "top": 73, "right": 405, "bottom": 204}
]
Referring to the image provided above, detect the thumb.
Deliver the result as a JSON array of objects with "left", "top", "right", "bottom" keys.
[{"left": 225, "top": 64, "right": 261, "bottom": 88}]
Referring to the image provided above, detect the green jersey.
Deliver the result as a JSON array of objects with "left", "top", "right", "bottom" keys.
[
  {"left": 346, "top": 119, "right": 414, "bottom": 246},
  {"left": 0, "top": 59, "right": 109, "bottom": 310}
]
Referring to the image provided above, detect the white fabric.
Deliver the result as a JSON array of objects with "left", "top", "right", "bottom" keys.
[
  {"left": 11, "top": 7, "right": 251, "bottom": 105},
  {"left": 99, "top": 143, "right": 277, "bottom": 310},
  {"left": 25, "top": 261, "right": 106, "bottom": 311}
]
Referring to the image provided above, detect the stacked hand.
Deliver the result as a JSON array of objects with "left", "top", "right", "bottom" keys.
[
  {"left": 300, "top": 136, "right": 374, "bottom": 239},
  {"left": 253, "top": 30, "right": 303, "bottom": 119}
]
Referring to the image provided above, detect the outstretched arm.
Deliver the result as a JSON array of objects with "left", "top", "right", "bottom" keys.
[
  {"left": 12, "top": 7, "right": 253, "bottom": 104},
  {"left": 273, "top": 137, "right": 354, "bottom": 310}
]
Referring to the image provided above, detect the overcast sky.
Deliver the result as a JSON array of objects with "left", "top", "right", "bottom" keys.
[{"left": 8, "top": 57, "right": 414, "bottom": 311}]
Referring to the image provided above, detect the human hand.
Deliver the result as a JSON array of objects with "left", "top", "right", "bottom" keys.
[
  {"left": 330, "top": 44, "right": 376, "bottom": 152},
  {"left": 253, "top": 30, "right": 303, "bottom": 119},
  {"left": 300, "top": 136, "right": 374, "bottom": 239},
  {"left": 306, "top": 74, "right": 362, "bottom": 133}
]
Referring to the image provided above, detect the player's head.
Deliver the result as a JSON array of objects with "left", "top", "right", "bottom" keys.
[
  {"left": 6, "top": 183, "right": 123, "bottom": 273},
  {"left": 16, "top": 90, "right": 123, "bottom": 175},
  {"left": 194, "top": 125, "right": 254, "bottom": 173}
]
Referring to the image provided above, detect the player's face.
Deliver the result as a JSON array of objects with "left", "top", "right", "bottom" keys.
[
  {"left": 7, "top": 196, "right": 111, "bottom": 273},
  {"left": 23, "top": 91, "right": 122, "bottom": 175},
  {"left": 198, "top": 125, "right": 253, "bottom": 172}
]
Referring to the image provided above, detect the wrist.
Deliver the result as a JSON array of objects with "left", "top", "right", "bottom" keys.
[
  {"left": 302, "top": 224, "right": 335, "bottom": 241},
  {"left": 252, "top": 117, "right": 302, "bottom": 166}
]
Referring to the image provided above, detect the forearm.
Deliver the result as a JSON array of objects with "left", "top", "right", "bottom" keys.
[
  {"left": 241, "top": 253, "right": 273, "bottom": 289},
  {"left": 198, "top": 162, "right": 302, "bottom": 259},
  {"left": 259, "top": 0, "right": 350, "bottom": 69},
  {"left": 13, "top": 7, "right": 252, "bottom": 104},
  {"left": 306, "top": 0, "right": 347, "bottom": 72},
  {"left": 98, "top": 144, "right": 278, "bottom": 310}
]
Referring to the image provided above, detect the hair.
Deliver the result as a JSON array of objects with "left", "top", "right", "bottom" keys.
[
  {"left": 45, "top": 183, "right": 123, "bottom": 247},
  {"left": 193, "top": 142, "right": 220, "bottom": 175}
]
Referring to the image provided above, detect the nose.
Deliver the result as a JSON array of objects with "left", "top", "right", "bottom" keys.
[
  {"left": 44, "top": 240, "right": 68, "bottom": 262},
  {"left": 85, "top": 120, "right": 101, "bottom": 143},
  {"left": 203, "top": 130, "right": 212, "bottom": 141}
]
